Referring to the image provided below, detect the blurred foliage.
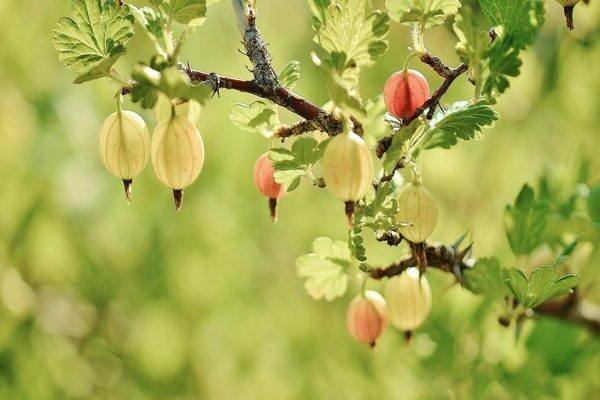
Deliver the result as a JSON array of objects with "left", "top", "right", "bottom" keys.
[{"left": 0, "top": 0, "right": 600, "bottom": 399}]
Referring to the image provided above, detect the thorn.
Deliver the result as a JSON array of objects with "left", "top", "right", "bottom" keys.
[
  {"left": 173, "top": 189, "right": 184, "bottom": 212},
  {"left": 452, "top": 232, "right": 468, "bottom": 249},
  {"left": 458, "top": 242, "right": 474, "bottom": 261},
  {"left": 344, "top": 201, "right": 355, "bottom": 230},
  {"left": 268, "top": 198, "right": 278, "bottom": 223},
  {"left": 122, "top": 179, "right": 133, "bottom": 204},
  {"left": 245, "top": 65, "right": 254, "bottom": 73},
  {"left": 237, "top": 48, "right": 248, "bottom": 56}
]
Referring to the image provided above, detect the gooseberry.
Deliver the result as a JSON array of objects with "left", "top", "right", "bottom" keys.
[
  {"left": 383, "top": 69, "right": 430, "bottom": 120},
  {"left": 253, "top": 152, "right": 288, "bottom": 221},
  {"left": 151, "top": 115, "right": 205, "bottom": 211},
  {"left": 396, "top": 183, "right": 438, "bottom": 243},
  {"left": 346, "top": 290, "right": 387, "bottom": 348},
  {"left": 98, "top": 110, "right": 150, "bottom": 202},
  {"left": 385, "top": 268, "right": 432, "bottom": 332}
]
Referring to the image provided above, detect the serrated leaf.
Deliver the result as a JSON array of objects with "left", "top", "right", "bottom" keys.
[
  {"left": 278, "top": 61, "right": 301, "bottom": 90},
  {"left": 424, "top": 101, "right": 498, "bottom": 150},
  {"left": 296, "top": 237, "right": 353, "bottom": 301},
  {"left": 453, "top": 6, "right": 489, "bottom": 67},
  {"left": 463, "top": 257, "right": 510, "bottom": 300},
  {"left": 503, "top": 266, "right": 579, "bottom": 309},
  {"left": 53, "top": 0, "right": 135, "bottom": 72},
  {"left": 168, "top": 0, "right": 207, "bottom": 26},
  {"left": 270, "top": 137, "right": 325, "bottom": 192},
  {"left": 505, "top": 184, "right": 549, "bottom": 256},
  {"left": 316, "top": 0, "right": 389, "bottom": 68},
  {"left": 229, "top": 101, "right": 280, "bottom": 138},
  {"left": 129, "top": 5, "right": 163, "bottom": 40},
  {"left": 73, "top": 45, "right": 126, "bottom": 83},
  {"left": 348, "top": 229, "right": 367, "bottom": 262},
  {"left": 355, "top": 181, "right": 398, "bottom": 232},
  {"left": 386, "top": 0, "right": 460, "bottom": 28}
]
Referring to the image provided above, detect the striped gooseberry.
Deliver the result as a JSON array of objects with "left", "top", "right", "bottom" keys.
[
  {"left": 396, "top": 183, "right": 438, "bottom": 243},
  {"left": 346, "top": 290, "right": 387, "bottom": 348},
  {"left": 385, "top": 268, "right": 432, "bottom": 332},
  {"left": 253, "top": 152, "right": 287, "bottom": 222},
  {"left": 383, "top": 69, "right": 429, "bottom": 120}
]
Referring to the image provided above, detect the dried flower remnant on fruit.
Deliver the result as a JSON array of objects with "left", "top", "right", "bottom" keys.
[
  {"left": 151, "top": 115, "right": 205, "bottom": 211},
  {"left": 253, "top": 152, "right": 287, "bottom": 222},
  {"left": 98, "top": 110, "right": 150, "bottom": 203},
  {"left": 346, "top": 291, "right": 387, "bottom": 348},
  {"left": 555, "top": 0, "right": 582, "bottom": 30}
]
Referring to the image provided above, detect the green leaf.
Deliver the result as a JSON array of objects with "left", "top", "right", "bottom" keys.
[
  {"left": 503, "top": 266, "right": 579, "bottom": 309},
  {"left": 168, "top": 0, "right": 207, "bottom": 26},
  {"left": 386, "top": 0, "right": 461, "bottom": 28},
  {"left": 453, "top": 6, "right": 489, "bottom": 67},
  {"left": 504, "top": 184, "right": 549, "bottom": 256},
  {"left": 296, "top": 237, "right": 352, "bottom": 301},
  {"left": 463, "top": 257, "right": 510, "bottom": 300},
  {"left": 424, "top": 101, "right": 498, "bottom": 150},
  {"left": 316, "top": 0, "right": 389, "bottom": 68},
  {"left": 278, "top": 61, "right": 301, "bottom": 90},
  {"left": 129, "top": 5, "right": 164, "bottom": 40},
  {"left": 53, "top": 0, "right": 135, "bottom": 72},
  {"left": 73, "top": 45, "right": 126, "bottom": 84},
  {"left": 229, "top": 101, "right": 280, "bottom": 138},
  {"left": 588, "top": 185, "right": 600, "bottom": 224},
  {"left": 269, "top": 137, "right": 326, "bottom": 192},
  {"left": 355, "top": 182, "right": 398, "bottom": 233},
  {"left": 348, "top": 228, "right": 367, "bottom": 262}
]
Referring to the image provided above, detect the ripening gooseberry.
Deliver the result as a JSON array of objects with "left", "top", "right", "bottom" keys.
[
  {"left": 383, "top": 69, "right": 429, "bottom": 120},
  {"left": 151, "top": 115, "right": 205, "bottom": 211},
  {"left": 99, "top": 110, "right": 150, "bottom": 202},
  {"left": 346, "top": 290, "right": 387, "bottom": 348},
  {"left": 322, "top": 131, "right": 374, "bottom": 226},
  {"left": 385, "top": 268, "right": 432, "bottom": 332},
  {"left": 555, "top": 0, "right": 581, "bottom": 30},
  {"left": 396, "top": 183, "right": 438, "bottom": 243},
  {"left": 154, "top": 94, "right": 201, "bottom": 124},
  {"left": 253, "top": 152, "right": 287, "bottom": 222}
]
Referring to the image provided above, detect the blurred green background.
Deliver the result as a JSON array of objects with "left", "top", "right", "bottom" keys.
[{"left": 1, "top": 0, "right": 600, "bottom": 399}]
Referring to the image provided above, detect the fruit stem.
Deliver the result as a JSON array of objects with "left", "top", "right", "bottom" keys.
[
  {"left": 268, "top": 198, "right": 278, "bottom": 223},
  {"left": 122, "top": 179, "right": 133, "bottom": 204},
  {"left": 115, "top": 92, "right": 123, "bottom": 116},
  {"left": 410, "top": 22, "right": 426, "bottom": 55},
  {"left": 402, "top": 52, "right": 419, "bottom": 73},
  {"left": 344, "top": 201, "right": 355, "bottom": 230},
  {"left": 564, "top": 6, "right": 575, "bottom": 30},
  {"left": 173, "top": 189, "right": 184, "bottom": 212}
]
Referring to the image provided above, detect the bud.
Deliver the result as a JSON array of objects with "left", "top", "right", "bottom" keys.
[
  {"left": 346, "top": 290, "right": 387, "bottom": 348},
  {"left": 99, "top": 110, "right": 150, "bottom": 202},
  {"left": 396, "top": 183, "right": 438, "bottom": 243},
  {"left": 384, "top": 69, "right": 429, "bottom": 120},
  {"left": 154, "top": 94, "right": 201, "bottom": 124},
  {"left": 385, "top": 268, "right": 432, "bottom": 331},
  {"left": 151, "top": 115, "right": 205, "bottom": 211}
]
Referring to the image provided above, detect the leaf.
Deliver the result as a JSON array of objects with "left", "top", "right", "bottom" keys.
[
  {"left": 296, "top": 237, "right": 353, "bottom": 301},
  {"left": 278, "top": 61, "right": 301, "bottom": 90},
  {"left": 129, "top": 5, "right": 163, "bottom": 40},
  {"left": 269, "top": 137, "right": 326, "bottom": 192},
  {"left": 73, "top": 45, "right": 126, "bottom": 84},
  {"left": 316, "top": 0, "right": 389, "bottom": 69},
  {"left": 463, "top": 257, "right": 510, "bottom": 300},
  {"left": 504, "top": 184, "right": 549, "bottom": 256},
  {"left": 503, "top": 266, "right": 579, "bottom": 309},
  {"left": 355, "top": 182, "right": 398, "bottom": 232},
  {"left": 424, "top": 100, "right": 498, "bottom": 150},
  {"left": 588, "top": 185, "right": 600, "bottom": 224},
  {"left": 168, "top": 0, "right": 207, "bottom": 26},
  {"left": 453, "top": 6, "right": 489, "bottom": 67},
  {"left": 386, "top": 0, "right": 461, "bottom": 28},
  {"left": 348, "top": 228, "right": 367, "bottom": 262},
  {"left": 229, "top": 101, "right": 280, "bottom": 138},
  {"left": 53, "top": 0, "right": 135, "bottom": 72}
]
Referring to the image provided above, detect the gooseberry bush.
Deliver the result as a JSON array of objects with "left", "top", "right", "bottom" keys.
[{"left": 53, "top": 0, "right": 600, "bottom": 348}]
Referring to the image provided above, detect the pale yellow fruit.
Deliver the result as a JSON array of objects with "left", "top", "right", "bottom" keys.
[
  {"left": 322, "top": 131, "right": 374, "bottom": 202},
  {"left": 385, "top": 268, "right": 432, "bottom": 331},
  {"left": 396, "top": 183, "right": 438, "bottom": 243},
  {"left": 151, "top": 116, "right": 205, "bottom": 190},
  {"left": 99, "top": 110, "right": 150, "bottom": 180},
  {"left": 154, "top": 94, "right": 201, "bottom": 124}
]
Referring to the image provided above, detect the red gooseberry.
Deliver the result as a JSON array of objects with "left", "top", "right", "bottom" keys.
[{"left": 383, "top": 69, "right": 430, "bottom": 120}]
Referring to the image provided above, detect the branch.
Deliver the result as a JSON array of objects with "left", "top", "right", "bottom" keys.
[
  {"left": 376, "top": 61, "right": 468, "bottom": 158},
  {"left": 369, "top": 239, "right": 600, "bottom": 335}
]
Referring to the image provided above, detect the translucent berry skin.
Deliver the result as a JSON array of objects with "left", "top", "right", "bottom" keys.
[
  {"left": 322, "top": 131, "right": 374, "bottom": 202},
  {"left": 385, "top": 268, "right": 432, "bottom": 331},
  {"left": 383, "top": 69, "right": 430, "bottom": 120},
  {"left": 151, "top": 115, "right": 205, "bottom": 190},
  {"left": 396, "top": 183, "right": 438, "bottom": 243},
  {"left": 99, "top": 110, "right": 150, "bottom": 180},
  {"left": 253, "top": 153, "right": 287, "bottom": 199},
  {"left": 154, "top": 94, "right": 201, "bottom": 125},
  {"left": 346, "top": 290, "right": 387, "bottom": 347}
]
